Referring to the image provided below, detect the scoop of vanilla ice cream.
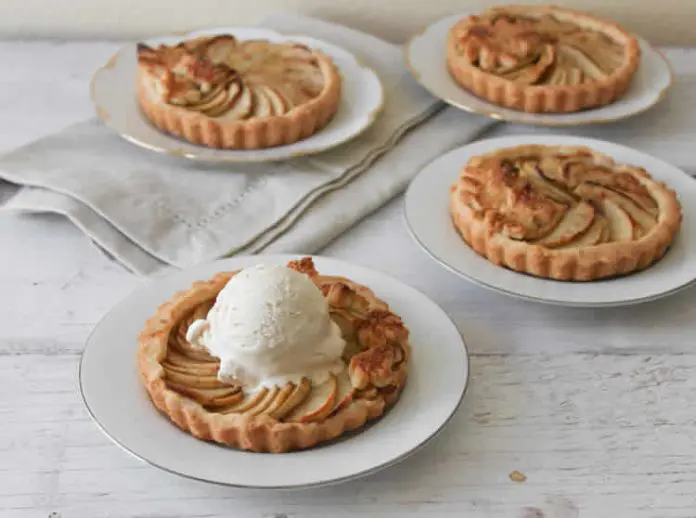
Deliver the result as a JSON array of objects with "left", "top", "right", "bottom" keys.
[{"left": 186, "top": 263, "right": 346, "bottom": 391}]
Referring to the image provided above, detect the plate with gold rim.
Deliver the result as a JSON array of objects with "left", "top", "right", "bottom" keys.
[
  {"left": 91, "top": 27, "right": 384, "bottom": 163},
  {"left": 404, "top": 136, "right": 696, "bottom": 307},
  {"left": 405, "top": 14, "right": 673, "bottom": 126},
  {"left": 79, "top": 254, "right": 469, "bottom": 488}
]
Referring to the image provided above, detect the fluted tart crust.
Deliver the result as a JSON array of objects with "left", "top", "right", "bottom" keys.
[
  {"left": 138, "top": 258, "right": 410, "bottom": 453},
  {"left": 446, "top": 5, "right": 640, "bottom": 113},
  {"left": 136, "top": 35, "right": 342, "bottom": 149},
  {"left": 449, "top": 145, "right": 682, "bottom": 281}
]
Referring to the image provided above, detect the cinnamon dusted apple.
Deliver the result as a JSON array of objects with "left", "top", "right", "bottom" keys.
[
  {"left": 449, "top": 145, "right": 682, "bottom": 281},
  {"left": 138, "top": 258, "right": 410, "bottom": 453},
  {"left": 136, "top": 35, "right": 341, "bottom": 149},
  {"left": 446, "top": 5, "right": 640, "bottom": 113}
]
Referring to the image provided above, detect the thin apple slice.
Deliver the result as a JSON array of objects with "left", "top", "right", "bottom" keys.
[
  {"left": 260, "top": 382, "right": 297, "bottom": 417},
  {"left": 166, "top": 382, "right": 242, "bottom": 407},
  {"left": 219, "top": 83, "right": 252, "bottom": 121},
  {"left": 502, "top": 45, "right": 555, "bottom": 84},
  {"left": 575, "top": 183, "right": 656, "bottom": 233},
  {"left": 598, "top": 199, "right": 634, "bottom": 242},
  {"left": 164, "top": 369, "right": 222, "bottom": 389},
  {"left": 259, "top": 85, "right": 288, "bottom": 116},
  {"left": 249, "top": 84, "right": 273, "bottom": 118},
  {"left": 220, "top": 387, "right": 268, "bottom": 414},
  {"left": 565, "top": 67, "right": 584, "bottom": 85},
  {"left": 200, "top": 81, "right": 241, "bottom": 117},
  {"left": 267, "top": 378, "right": 312, "bottom": 420},
  {"left": 244, "top": 385, "right": 280, "bottom": 416},
  {"left": 287, "top": 375, "right": 338, "bottom": 423},
  {"left": 558, "top": 44, "right": 607, "bottom": 80},
  {"left": 162, "top": 359, "right": 219, "bottom": 376},
  {"left": 520, "top": 162, "right": 576, "bottom": 204},
  {"left": 582, "top": 171, "right": 658, "bottom": 215},
  {"left": 331, "top": 370, "right": 356, "bottom": 415},
  {"left": 557, "top": 216, "right": 607, "bottom": 249},
  {"left": 533, "top": 202, "right": 595, "bottom": 248}
]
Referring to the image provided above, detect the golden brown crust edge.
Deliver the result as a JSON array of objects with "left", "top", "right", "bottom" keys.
[
  {"left": 448, "top": 145, "right": 683, "bottom": 281},
  {"left": 445, "top": 6, "right": 641, "bottom": 113},
  {"left": 136, "top": 51, "right": 342, "bottom": 150},
  {"left": 137, "top": 271, "right": 409, "bottom": 453}
]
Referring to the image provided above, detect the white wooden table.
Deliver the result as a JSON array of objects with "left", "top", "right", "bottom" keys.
[{"left": 3, "top": 42, "right": 696, "bottom": 518}]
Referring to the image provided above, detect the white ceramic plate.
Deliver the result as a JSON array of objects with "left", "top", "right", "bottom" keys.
[
  {"left": 405, "top": 136, "right": 696, "bottom": 307},
  {"left": 405, "top": 14, "right": 673, "bottom": 126},
  {"left": 91, "top": 27, "right": 384, "bottom": 163},
  {"left": 80, "top": 254, "right": 469, "bottom": 488}
]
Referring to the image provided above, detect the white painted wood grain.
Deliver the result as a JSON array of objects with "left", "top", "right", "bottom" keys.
[{"left": 1, "top": 42, "right": 696, "bottom": 517}]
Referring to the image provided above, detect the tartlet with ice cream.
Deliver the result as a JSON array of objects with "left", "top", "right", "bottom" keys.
[{"left": 137, "top": 257, "right": 411, "bottom": 453}]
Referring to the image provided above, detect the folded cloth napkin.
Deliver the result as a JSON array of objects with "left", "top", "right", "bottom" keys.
[{"left": 0, "top": 13, "right": 495, "bottom": 275}]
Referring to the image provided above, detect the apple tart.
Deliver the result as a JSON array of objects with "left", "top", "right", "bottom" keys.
[
  {"left": 136, "top": 35, "right": 342, "bottom": 149},
  {"left": 449, "top": 145, "right": 682, "bottom": 281},
  {"left": 446, "top": 5, "right": 640, "bottom": 113},
  {"left": 138, "top": 258, "right": 410, "bottom": 453}
]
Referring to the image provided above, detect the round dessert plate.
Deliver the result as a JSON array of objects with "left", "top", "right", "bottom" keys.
[
  {"left": 405, "top": 14, "right": 673, "bottom": 126},
  {"left": 80, "top": 254, "right": 469, "bottom": 488},
  {"left": 405, "top": 135, "right": 696, "bottom": 307},
  {"left": 91, "top": 27, "right": 384, "bottom": 163}
]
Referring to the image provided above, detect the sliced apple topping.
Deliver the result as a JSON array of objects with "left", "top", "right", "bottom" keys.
[
  {"left": 557, "top": 44, "right": 608, "bottom": 81},
  {"left": 220, "top": 84, "right": 253, "bottom": 121},
  {"left": 575, "top": 183, "right": 656, "bottom": 236},
  {"left": 287, "top": 375, "right": 338, "bottom": 423},
  {"left": 557, "top": 215, "right": 608, "bottom": 249},
  {"left": 166, "top": 382, "right": 243, "bottom": 408},
  {"left": 244, "top": 385, "right": 281, "bottom": 416},
  {"left": 519, "top": 162, "right": 576, "bottom": 204},
  {"left": 532, "top": 201, "right": 595, "bottom": 248},
  {"left": 249, "top": 85, "right": 273, "bottom": 118},
  {"left": 266, "top": 379, "right": 312, "bottom": 420},
  {"left": 220, "top": 387, "right": 269, "bottom": 414},
  {"left": 501, "top": 44, "right": 555, "bottom": 84}
]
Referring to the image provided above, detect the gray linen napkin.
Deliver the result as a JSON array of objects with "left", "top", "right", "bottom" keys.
[{"left": 0, "top": 14, "right": 495, "bottom": 274}]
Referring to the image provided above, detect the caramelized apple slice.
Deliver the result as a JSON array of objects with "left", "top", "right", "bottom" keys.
[
  {"left": 267, "top": 379, "right": 312, "bottom": 420},
  {"left": 164, "top": 369, "right": 222, "bottom": 389},
  {"left": 533, "top": 202, "right": 595, "bottom": 248},
  {"left": 200, "top": 81, "right": 242, "bottom": 117},
  {"left": 287, "top": 375, "right": 338, "bottom": 423},
  {"left": 166, "top": 382, "right": 242, "bottom": 407},
  {"left": 220, "top": 83, "right": 252, "bottom": 120},
  {"left": 557, "top": 44, "right": 607, "bottom": 81},
  {"left": 221, "top": 387, "right": 268, "bottom": 414},
  {"left": 502, "top": 45, "right": 555, "bottom": 85},
  {"left": 332, "top": 370, "right": 355, "bottom": 414},
  {"left": 162, "top": 359, "right": 219, "bottom": 376},
  {"left": 575, "top": 183, "right": 656, "bottom": 232},
  {"left": 260, "top": 85, "right": 288, "bottom": 116},
  {"left": 244, "top": 386, "right": 280, "bottom": 416},
  {"left": 557, "top": 216, "right": 607, "bottom": 249},
  {"left": 249, "top": 85, "right": 273, "bottom": 118},
  {"left": 599, "top": 199, "right": 634, "bottom": 242},
  {"left": 520, "top": 162, "right": 576, "bottom": 204}
]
